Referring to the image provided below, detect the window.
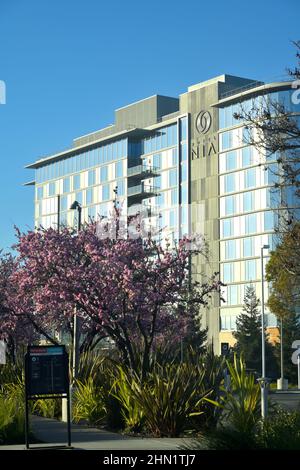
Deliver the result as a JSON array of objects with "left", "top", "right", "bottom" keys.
[
  {"left": 243, "top": 192, "right": 254, "bottom": 212},
  {"left": 75, "top": 191, "right": 83, "bottom": 205},
  {"left": 180, "top": 117, "right": 187, "bottom": 141},
  {"left": 242, "top": 146, "right": 253, "bottom": 167},
  {"left": 244, "top": 168, "right": 256, "bottom": 189},
  {"left": 266, "top": 313, "right": 277, "bottom": 327},
  {"left": 221, "top": 131, "right": 233, "bottom": 151},
  {"left": 37, "top": 186, "right": 43, "bottom": 200},
  {"left": 60, "top": 195, "right": 68, "bottom": 211},
  {"left": 86, "top": 188, "right": 93, "bottom": 205},
  {"left": 155, "top": 175, "right": 162, "bottom": 189},
  {"left": 181, "top": 183, "right": 188, "bottom": 204},
  {"left": 264, "top": 211, "right": 274, "bottom": 231},
  {"left": 102, "top": 184, "right": 110, "bottom": 200},
  {"left": 116, "top": 179, "right": 125, "bottom": 196},
  {"left": 224, "top": 173, "right": 235, "bottom": 193},
  {"left": 73, "top": 174, "right": 81, "bottom": 190},
  {"left": 88, "top": 170, "right": 95, "bottom": 186},
  {"left": 223, "top": 263, "right": 234, "bottom": 282},
  {"left": 99, "top": 203, "right": 108, "bottom": 218},
  {"left": 169, "top": 168, "right": 177, "bottom": 187},
  {"left": 100, "top": 166, "right": 108, "bottom": 182},
  {"left": 181, "top": 162, "right": 187, "bottom": 182},
  {"left": 169, "top": 209, "right": 177, "bottom": 227},
  {"left": 153, "top": 154, "right": 161, "bottom": 169},
  {"left": 172, "top": 148, "right": 178, "bottom": 166},
  {"left": 181, "top": 142, "right": 187, "bottom": 161},
  {"left": 115, "top": 160, "right": 123, "bottom": 178},
  {"left": 245, "top": 260, "right": 256, "bottom": 281},
  {"left": 225, "top": 195, "right": 235, "bottom": 215},
  {"left": 221, "top": 314, "right": 237, "bottom": 331},
  {"left": 60, "top": 212, "right": 67, "bottom": 227},
  {"left": 225, "top": 240, "right": 236, "bottom": 259},
  {"left": 171, "top": 188, "right": 178, "bottom": 205},
  {"left": 181, "top": 205, "right": 188, "bottom": 226},
  {"left": 49, "top": 182, "right": 56, "bottom": 196},
  {"left": 157, "top": 192, "right": 165, "bottom": 208},
  {"left": 225, "top": 151, "right": 237, "bottom": 171},
  {"left": 245, "top": 213, "right": 257, "bottom": 234},
  {"left": 243, "top": 237, "right": 254, "bottom": 257},
  {"left": 88, "top": 206, "right": 96, "bottom": 220},
  {"left": 222, "top": 218, "right": 233, "bottom": 238},
  {"left": 242, "top": 126, "right": 253, "bottom": 144},
  {"left": 265, "top": 164, "right": 278, "bottom": 185},
  {"left": 227, "top": 285, "right": 238, "bottom": 305},
  {"left": 63, "top": 177, "right": 70, "bottom": 193}
]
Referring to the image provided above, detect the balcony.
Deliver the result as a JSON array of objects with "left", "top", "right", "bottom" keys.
[
  {"left": 127, "top": 164, "right": 160, "bottom": 182},
  {"left": 127, "top": 184, "right": 159, "bottom": 204},
  {"left": 127, "top": 204, "right": 160, "bottom": 219}
]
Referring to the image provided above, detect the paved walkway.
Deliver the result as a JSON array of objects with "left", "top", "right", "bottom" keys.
[
  {"left": 270, "top": 390, "right": 300, "bottom": 411},
  {"left": 0, "top": 415, "right": 193, "bottom": 450}
]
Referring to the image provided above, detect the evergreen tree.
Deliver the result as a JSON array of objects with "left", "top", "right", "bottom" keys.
[
  {"left": 233, "top": 286, "right": 277, "bottom": 377},
  {"left": 275, "top": 313, "right": 300, "bottom": 384}
]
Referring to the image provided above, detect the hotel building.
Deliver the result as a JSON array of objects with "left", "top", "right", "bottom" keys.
[{"left": 25, "top": 74, "right": 299, "bottom": 352}]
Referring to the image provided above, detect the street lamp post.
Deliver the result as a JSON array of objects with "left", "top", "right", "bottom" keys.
[
  {"left": 260, "top": 244, "right": 270, "bottom": 419},
  {"left": 62, "top": 201, "right": 82, "bottom": 423},
  {"left": 70, "top": 201, "right": 82, "bottom": 383},
  {"left": 298, "top": 352, "right": 300, "bottom": 391}
]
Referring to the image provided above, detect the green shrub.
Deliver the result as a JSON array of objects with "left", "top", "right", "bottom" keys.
[
  {"left": 112, "top": 367, "right": 144, "bottom": 433},
  {"left": 186, "top": 348, "right": 225, "bottom": 431},
  {"left": 78, "top": 351, "right": 124, "bottom": 430},
  {"left": 257, "top": 408, "right": 300, "bottom": 449},
  {"left": 0, "top": 381, "right": 25, "bottom": 444},
  {"left": 0, "top": 361, "right": 23, "bottom": 387},
  {"left": 72, "top": 377, "right": 106, "bottom": 425},
  {"left": 32, "top": 398, "right": 61, "bottom": 419},
  {"left": 129, "top": 363, "right": 213, "bottom": 437},
  {"left": 221, "top": 354, "right": 261, "bottom": 435}
]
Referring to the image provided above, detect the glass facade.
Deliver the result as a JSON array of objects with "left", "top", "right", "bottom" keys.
[
  {"left": 217, "top": 90, "right": 300, "bottom": 331},
  {"left": 30, "top": 80, "right": 298, "bottom": 342},
  {"left": 36, "top": 138, "right": 128, "bottom": 183},
  {"left": 33, "top": 116, "right": 188, "bottom": 244}
]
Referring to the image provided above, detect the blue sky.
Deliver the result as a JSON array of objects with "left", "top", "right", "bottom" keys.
[{"left": 0, "top": 0, "right": 299, "bottom": 250}]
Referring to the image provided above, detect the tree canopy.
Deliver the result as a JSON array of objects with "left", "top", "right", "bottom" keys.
[{"left": 0, "top": 214, "right": 223, "bottom": 376}]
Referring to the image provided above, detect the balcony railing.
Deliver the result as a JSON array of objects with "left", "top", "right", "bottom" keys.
[
  {"left": 127, "top": 164, "right": 160, "bottom": 178},
  {"left": 127, "top": 184, "right": 159, "bottom": 198},
  {"left": 127, "top": 205, "right": 160, "bottom": 218}
]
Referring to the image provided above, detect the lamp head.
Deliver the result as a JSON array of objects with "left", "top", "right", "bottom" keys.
[{"left": 70, "top": 200, "right": 81, "bottom": 210}]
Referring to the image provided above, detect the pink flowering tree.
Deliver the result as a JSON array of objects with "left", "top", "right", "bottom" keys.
[
  {"left": 0, "top": 253, "right": 37, "bottom": 362},
  {"left": 7, "top": 212, "right": 223, "bottom": 376}
]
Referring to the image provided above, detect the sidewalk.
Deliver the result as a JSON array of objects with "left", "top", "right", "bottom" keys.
[{"left": 0, "top": 415, "right": 193, "bottom": 450}]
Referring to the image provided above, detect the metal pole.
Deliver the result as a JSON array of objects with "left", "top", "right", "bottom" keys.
[
  {"left": 24, "top": 353, "right": 30, "bottom": 449},
  {"left": 72, "top": 205, "right": 81, "bottom": 383},
  {"left": 280, "top": 318, "right": 284, "bottom": 387},
  {"left": 180, "top": 339, "right": 184, "bottom": 363},
  {"left": 69, "top": 203, "right": 82, "bottom": 422},
  {"left": 261, "top": 246, "right": 266, "bottom": 379},
  {"left": 72, "top": 311, "right": 80, "bottom": 381},
  {"left": 67, "top": 386, "right": 72, "bottom": 447},
  {"left": 77, "top": 206, "right": 82, "bottom": 232},
  {"left": 57, "top": 194, "right": 61, "bottom": 233},
  {"left": 260, "top": 245, "right": 269, "bottom": 419},
  {"left": 298, "top": 354, "right": 300, "bottom": 391}
]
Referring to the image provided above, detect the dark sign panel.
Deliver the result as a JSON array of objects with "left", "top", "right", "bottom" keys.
[
  {"left": 25, "top": 345, "right": 69, "bottom": 396},
  {"left": 221, "top": 342, "right": 230, "bottom": 356}
]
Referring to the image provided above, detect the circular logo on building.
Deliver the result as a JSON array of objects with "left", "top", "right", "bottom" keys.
[{"left": 196, "top": 110, "right": 212, "bottom": 134}]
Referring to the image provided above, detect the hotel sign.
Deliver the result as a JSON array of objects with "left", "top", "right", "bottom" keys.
[
  {"left": 196, "top": 110, "right": 212, "bottom": 134},
  {"left": 192, "top": 136, "right": 217, "bottom": 159},
  {"left": 192, "top": 109, "right": 216, "bottom": 159}
]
